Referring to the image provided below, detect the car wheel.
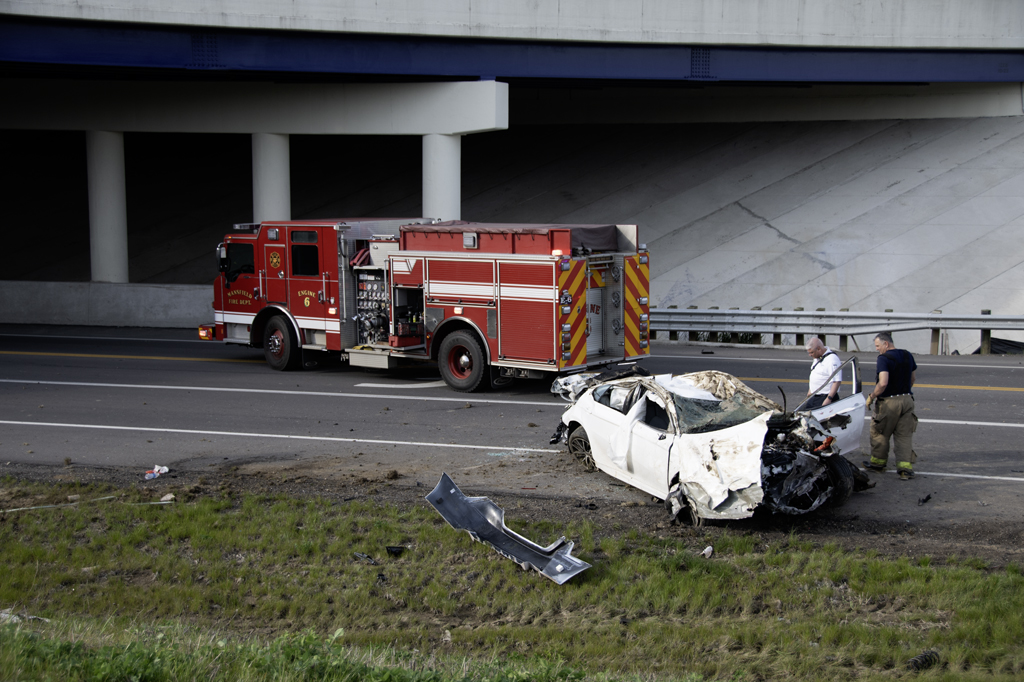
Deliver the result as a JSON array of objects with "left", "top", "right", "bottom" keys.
[
  {"left": 438, "top": 330, "right": 486, "bottom": 392},
  {"left": 567, "top": 426, "right": 596, "bottom": 471},
  {"left": 666, "top": 485, "right": 703, "bottom": 527},
  {"left": 825, "top": 454, "right": 855, "bottom": 507},
  {"left": 263, "top": 316, "right": 300, "bottom": 371}
]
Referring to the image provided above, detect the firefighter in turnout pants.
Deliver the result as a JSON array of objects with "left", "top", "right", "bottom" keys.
[{"left": 864, "top": 332, "right": 918, "bottom": 480}]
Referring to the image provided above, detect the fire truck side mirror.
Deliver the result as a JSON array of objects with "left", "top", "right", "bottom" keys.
[{"left": 217, "top": 244, "right": 229, "bottom": 272}]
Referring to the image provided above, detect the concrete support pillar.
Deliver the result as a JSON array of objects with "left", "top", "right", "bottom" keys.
[
  {"left": 252, "top": 133, "right": 291, "bottom": 223},
  {"left": 422, "top": 133, "right": 461, "bottom": 220},
  {"left": 86, "top": 131, "right": 129, "bottom": 283}
]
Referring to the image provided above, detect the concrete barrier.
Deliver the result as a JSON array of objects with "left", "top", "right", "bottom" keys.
[{"left": 0, "top": 281, "right": 212, "bottom": 328}]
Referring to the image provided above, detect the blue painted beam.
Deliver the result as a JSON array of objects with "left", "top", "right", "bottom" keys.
[{"left": 2, "top": 17, "right": 1023, "bottom": 82}]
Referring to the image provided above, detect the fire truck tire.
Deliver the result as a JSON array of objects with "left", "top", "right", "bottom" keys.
[
  {"left": 438, "top": 330, "right": 486, "bottom": 392},
  {"left": 263, "top": 316, "right": 300, "bottom": 371}
]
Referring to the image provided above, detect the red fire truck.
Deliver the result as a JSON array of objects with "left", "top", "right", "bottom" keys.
[{"left": 200, "top": 219, "right": 650, "bottom": 391}]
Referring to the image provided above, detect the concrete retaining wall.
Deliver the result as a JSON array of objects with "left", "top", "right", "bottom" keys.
[{"left": 0, "top": 281, "right": 211, "bottom": 328}]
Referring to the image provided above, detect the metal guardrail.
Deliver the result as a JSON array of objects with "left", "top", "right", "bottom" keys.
[{"left": 648, "top": 308, "right": 1024, "bottom": 354}]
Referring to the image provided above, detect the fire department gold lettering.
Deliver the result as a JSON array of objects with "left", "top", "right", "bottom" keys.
[
  {"left": 296, "top": 289, "right": 317, "bottom": 297},
  {"left": 226, "top": 289, "right": 253, "bottom": 299},
  {"left": 227, "top": 298, "right": 252, "bottom": 305}
]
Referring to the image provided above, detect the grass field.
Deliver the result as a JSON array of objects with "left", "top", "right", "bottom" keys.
[{"left": 1, "top": 477, "right": 1022, "bottom": 681}]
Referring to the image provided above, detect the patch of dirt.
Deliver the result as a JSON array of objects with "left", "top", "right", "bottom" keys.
[{"left": 3, "top": 453, "right": 1023, "bottom": 570}]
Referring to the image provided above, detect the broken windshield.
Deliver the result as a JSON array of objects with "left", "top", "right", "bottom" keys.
[{"left": 672, "top": 393, "right": 771, "bottom": 434}]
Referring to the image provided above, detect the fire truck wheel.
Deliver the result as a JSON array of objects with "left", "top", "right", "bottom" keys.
[
  {"left": 263, "top": 316, "right": 300, "bottom": 371},
  {"left": 438, "top": 330, "right": 486, "bottom": 392}
]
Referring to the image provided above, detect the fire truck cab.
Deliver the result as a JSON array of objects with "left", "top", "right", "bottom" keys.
[{"left": 204, "top": 219, "right": 650, "bottom": 391}]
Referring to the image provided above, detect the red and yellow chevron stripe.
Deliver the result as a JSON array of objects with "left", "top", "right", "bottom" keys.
[
  {"left": 589, "top": 268, "right": 605, "bottom": 289},
  {"left": 557, "top": 259, "right": 588, "bottom": 369},
  {"left": 623, "top": 255, "right": 650, "bottom": 359}
]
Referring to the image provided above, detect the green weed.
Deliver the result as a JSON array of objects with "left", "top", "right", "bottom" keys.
[{"left": 2, "top": 480, "right": 1023, "bottom": 681}]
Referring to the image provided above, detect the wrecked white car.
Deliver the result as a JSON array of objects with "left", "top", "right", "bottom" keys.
[{"left": 550, "top": 363, "right": 867, "bottom": 524}]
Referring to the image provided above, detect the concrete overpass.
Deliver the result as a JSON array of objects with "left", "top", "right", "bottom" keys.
[{"left": 2, "top": 1, "right": 1024, "bottom": 353}]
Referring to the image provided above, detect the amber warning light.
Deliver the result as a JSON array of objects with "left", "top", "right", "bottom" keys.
[{"left": 198, "top": 325, "right": 215, "bottom": 340}]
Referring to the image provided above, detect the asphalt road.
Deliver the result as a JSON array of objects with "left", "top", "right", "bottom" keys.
[{"left": 2, "top": 325, "right": 1024, "bottom": 531}]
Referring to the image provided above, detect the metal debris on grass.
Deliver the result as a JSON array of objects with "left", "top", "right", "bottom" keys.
[{"left": 427, "top": 473, "right": 590, "bottom": 585}]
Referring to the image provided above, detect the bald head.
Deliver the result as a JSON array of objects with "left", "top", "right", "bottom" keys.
[{"left": 805, "top": 337, "right": 826, "bottom": 359}]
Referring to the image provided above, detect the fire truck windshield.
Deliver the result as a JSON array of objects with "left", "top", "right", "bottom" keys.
[{"left": 224, "top": 243, "right": 254, "bottom": 283}]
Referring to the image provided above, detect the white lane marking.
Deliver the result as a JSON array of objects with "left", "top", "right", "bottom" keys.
[
  {"left": 0, "top": 379, "right": 559, "bottom": 407},
  {"left": 918, "top": 418, "right": 1024, "bottom": 428},
  {"left": 860, "top": 416, "right": 1024, "bottom": 428},
  {"left": 648, "top": 353, "right": 1022, "bottom": 370},
  {"left": 0, "top": 333, "right": 206, "bottom": 343},
  {"left": 886, "top": 471, "right": 1024, "bottom": 483},
  {"left": 868, "top": 471, "right": 1024, "bottom": 481},
  {"left": 0, "top": 420, "right": 561, "bottom": 454},
  {"left": 4, "top": 419, "right": 1021, "bottom": 483},
  {"left": 3, "top": 379, "right": 1022, "bottom": 425},
  {"left": 355, "top": 381, "right": 449, "bottom": 389}
]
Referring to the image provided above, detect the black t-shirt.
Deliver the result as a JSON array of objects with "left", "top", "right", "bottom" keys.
[{"left": 876, "top": 349, "right": 917, "bottom": 396}]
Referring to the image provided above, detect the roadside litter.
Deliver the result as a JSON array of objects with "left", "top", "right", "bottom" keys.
[
  {"left": 144, "top": 465, "right": 169, "bottom": 480},
  {"left": 907, "top": 650, "right": 940, "bottom": 671}
]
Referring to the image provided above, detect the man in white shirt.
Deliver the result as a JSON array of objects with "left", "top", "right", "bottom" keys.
[{"left": 805, "top": 337, "right": 842, "bottom": 409}]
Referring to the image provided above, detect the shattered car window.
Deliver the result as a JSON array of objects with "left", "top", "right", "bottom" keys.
[
  {"left": 643, "top": 395, "right": 671, "bottom": 431},
  {"left": 595, "top": 382, "right": 645, "bottom": 414},
  {"left": 672, "top": 393, "right": 769, "bottom": 434}
]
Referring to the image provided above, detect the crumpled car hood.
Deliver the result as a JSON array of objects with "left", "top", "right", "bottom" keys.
[{"left": 669, "top": 411, "right": 771, "bottom": 519}]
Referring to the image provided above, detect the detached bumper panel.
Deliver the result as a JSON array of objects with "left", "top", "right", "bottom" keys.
[{"left": 427, "top": 473, "right": 590, "bottom": 585}]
